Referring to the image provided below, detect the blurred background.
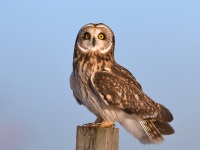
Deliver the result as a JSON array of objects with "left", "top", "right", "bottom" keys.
[{"left": 0, "top": 0, "right": 200, "bottom": 150}]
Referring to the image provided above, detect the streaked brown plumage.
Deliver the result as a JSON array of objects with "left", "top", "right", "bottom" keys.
[{"left": 70, "top": 23, "right": 174, "bottom": 144}]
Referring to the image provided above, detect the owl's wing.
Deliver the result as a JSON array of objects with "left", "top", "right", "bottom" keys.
[
  {"left": 70, "top": 72, "right": 83, "bottom": 105},
  {"left": 90, "top": 68, "right": 173, "bottom": 122},
  {"left": 109, "top": 63, "right": 142, "bottom": 90}
]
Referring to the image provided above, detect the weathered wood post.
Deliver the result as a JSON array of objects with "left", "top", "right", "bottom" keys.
[{"left": 76, "top": 126, "right": 119, "bottom": 150}]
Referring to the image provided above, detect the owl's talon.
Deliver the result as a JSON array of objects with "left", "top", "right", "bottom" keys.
[
  {"left": 96, "top": 123, "right": 101, "bottom": 127},
  {"left": 82, "top": 123, "right": 99, "bottom": 127},
  {"left": 101, "top": 123, "right": 115, "bottom": 128},
  {"left": 82, "top": 123, "right": 91, "bottom": 126},
  {"left": 82, "top": 122, "right": 115, "bottom": 128}
]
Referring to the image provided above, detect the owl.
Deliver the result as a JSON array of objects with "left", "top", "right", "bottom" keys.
[{"left": 70, "top": 23, "right": 174, "bottom": 144}]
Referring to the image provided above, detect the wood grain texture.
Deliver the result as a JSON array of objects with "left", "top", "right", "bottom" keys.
[{"left": 76, "top": 126, "right": 119, "bottom": 150}]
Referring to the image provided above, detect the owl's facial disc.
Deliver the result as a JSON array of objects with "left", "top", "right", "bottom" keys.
[
  {"left": 77, "top": 24, "right": 113, "bottom": 53},
  {"left": 77, "top": 41, "right": 112, "bottom": 53}
]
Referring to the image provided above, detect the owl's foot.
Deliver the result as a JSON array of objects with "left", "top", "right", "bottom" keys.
[
  {"left": 83, "top": 123, "right": 101, "bottom": 127},
  {"left": 83, "top": 122, "right": 115, "bottom": 128},
  {"left": 100, "top": 122, "right": 115, "bottom": 128}
]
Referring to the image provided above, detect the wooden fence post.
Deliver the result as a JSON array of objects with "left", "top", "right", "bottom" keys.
[{"left": 76, "top": 126, "right": 119, "bottom": 150}]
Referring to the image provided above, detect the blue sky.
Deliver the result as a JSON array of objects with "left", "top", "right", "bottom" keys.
[{"left": 0, "top": 0, "right": 200, "bottom": 150}]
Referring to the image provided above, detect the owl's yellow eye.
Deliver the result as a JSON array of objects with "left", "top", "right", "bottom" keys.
[
  {"left": 98, "top": 33, "right": 105, "bottom": 40},
  {"left": 84, "top": 33, "right": 91, "bottom": 39}
]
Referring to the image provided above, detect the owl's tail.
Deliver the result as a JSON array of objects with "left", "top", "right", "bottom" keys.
[
  {"left": 119, "top": 113, "right": 174, "bottom": 144},
  {"left": 139, "top": 120, "right": 174, "bottom": 144},
  {"left": 139, "top": 120, "right": 164, "bottom": 144}
]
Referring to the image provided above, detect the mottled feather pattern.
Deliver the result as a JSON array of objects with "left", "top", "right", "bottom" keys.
[
  {"left": 70, "top": 23, "right": 174, "bottom": 144},
  {"left": 91, "top": 70, "right": 161, "bottom": 119},
  {"left": 110, "top": 63, "right": 142, "bottom": 90}
]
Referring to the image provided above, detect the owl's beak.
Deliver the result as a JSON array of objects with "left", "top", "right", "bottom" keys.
[{"left": 92, "top": 37, "right": 96, "bottom": 47}]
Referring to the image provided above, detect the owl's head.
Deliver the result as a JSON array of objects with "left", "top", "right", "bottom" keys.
[{"left": 75, "top": 23, "right": 115, "bottom": 55}]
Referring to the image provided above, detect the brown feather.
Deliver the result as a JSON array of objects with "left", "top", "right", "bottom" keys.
[
  {"left": 91, "top": 70, "right": 162, "bottom": 120},
  {"left": 70, "top": 23, "right": 174, "bottom": 145},
  {"left": 139, "top": 120, "right": 164, "bottom": 144},
  {"left": 153, "top": 121, "right": 175, "bottom": 135}
]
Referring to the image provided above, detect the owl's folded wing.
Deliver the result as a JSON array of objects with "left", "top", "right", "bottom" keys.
[
  {"left": 70, "top": 72, "right": 83, "bottom": 105},
  {"left": 109, "top": 63, "right": 143, "bottom": 91},
  {"left": 90, "top": 71, "right": 173, "bottom": 122}
]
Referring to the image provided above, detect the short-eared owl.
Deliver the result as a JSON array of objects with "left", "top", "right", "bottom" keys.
[{"left": 70, "top": 23, "right": 174, "bottom": 144}]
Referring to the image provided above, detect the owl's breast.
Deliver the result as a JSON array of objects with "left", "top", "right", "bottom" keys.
[
  {"left": 71, "top": 60, "right": 108, "bottom": 117},
  {"left": 72, "top": 53, "right": 118, "bottom": 120}
]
